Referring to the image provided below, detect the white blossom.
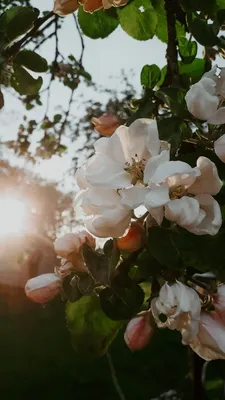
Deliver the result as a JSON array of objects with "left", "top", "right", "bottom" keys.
[
  {"left": 83, "top": 118, "right": 170, "bottom": 191},
  {"left": 141, "top": 156, "right": 222, "bottom": 235},
  {"left": 75, "top": 182, "right": 132, "bottom": 238},
  {"left": 151, "top": 282, "right": 201, "bottom": 344},
  {"left": 75, "top": 118, "right": 170, "bottom": 237},
  {"left": 185, "top": 66, "right": 225, "bottom": 124}
]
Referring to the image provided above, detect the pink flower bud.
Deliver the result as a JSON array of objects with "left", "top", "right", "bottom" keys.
[
  {"left": 53, "top": 0, "right": 79, "bottom": 16},
  {"left": 124, "top": 311, "right": 155, "bottom": 351},
  {"left": 54, "top": 231, "right": 95, "bottom": 261},
  {"left": 80, "top": 0, "right": 103, "bottom": 13},
  {"left": 91, "top": 114, "right": 122, "bottom": 137},
  {"left": 117, "top": 222, "right": 144, "bottom": 253},
  {"left": 25, "top": 273, "right": 62, "bottom": 304}
]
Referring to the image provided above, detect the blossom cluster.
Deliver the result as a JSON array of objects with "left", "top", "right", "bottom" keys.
[
  {"left": 24, "top": 67, "right": 225, "bottom": 362},
  {"left": 75, "top": 117, "right": 223, "bottom": 238},
  {"left": 125, "top": 280, "right": 225, "bottom": 361},
  {"left": 25, "top": 231, "right": 95, "bottom": 303}
]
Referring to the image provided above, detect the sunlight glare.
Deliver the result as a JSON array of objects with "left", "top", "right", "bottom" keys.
[{"left": 0, "top": 197, "right": 27, "bottom": 236}]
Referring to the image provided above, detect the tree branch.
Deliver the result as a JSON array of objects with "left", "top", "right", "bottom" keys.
[
  {"left": 164, "top": 0, "right": 180, "bottom": 86},
  {"left": 73, "top": 13, "right": 85, "bottom": 66}
]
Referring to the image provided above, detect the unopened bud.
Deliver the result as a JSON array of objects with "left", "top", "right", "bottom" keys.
[
  {"left": 25, "top": 273, "right": 62, "bottom": 304},
  {"left": 124, "top": 311, "right": 155, "bottom": 351},
  {"left": 53, "top": 0, "right": 79, "bottom": 16},
  {"left": 80, "top": 0, "right": 103, "bottom": 13},
  {"left": 91, "top": 114, "right": 122, "bottom": 137},
  {"left": 54, "top": 231, "right": 95, "bottom": 261},
  {"left": 117, "top": 222, "right": 144, "bottom": 252}
]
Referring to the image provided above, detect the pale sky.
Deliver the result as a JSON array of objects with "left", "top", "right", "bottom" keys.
[{"left": 0, "top": 1, "right": 169, "bottom": 191}]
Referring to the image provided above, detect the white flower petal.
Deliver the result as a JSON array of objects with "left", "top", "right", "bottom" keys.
[
  {"left": 159, "top": 283, "right": 175, "bottom": 309},
  {"left": 189, "top": 194, "right": 222, "bottom": 236},
  {"left": 81, "top": 188, "right": 123, "bottom": 215},
  {"left": 217, "top": 67, "right": 225, "bottom": 97},
  {"left": 185, "top": 78, "right": 219, "bottom": 121},
  {"left": 165, "top": 197, "right": 201, "bottom": 227},
  {"left": 144, "top": 148, "right": 170, "bottom": 184},
  {"left": 188, "top": 157, "right": 222, "bottom": 196},
  {"left": 208, "top": 107, "right": 225, "bottom": 125},
  {"left": 149, "top": 206, "right": 164, "bottom": 225},
  {"left": 118, "top": 119, "right": 152, "bottom": 162},
  {"left": 172, "top": 282, "right": 201, "bottom": 320},
  {"left": 213, "top": 285, "right": 225, "bottom": 312},
  {"left": 75, "top": 167, "right": 89, "bottom": 190},
  {"left": 145, "top": 119, "right": 161, "bottom": 157},
  {"left": 201, "top": 312, "right": 225, "bottom": 353},
  {"left": 94, "top": 132, "right": 125, "bottom": 165},
  {"left": 119, "top": 186, "right": 149, "bottom": 209},
  {"left": 144, "top": 184, "right": 170, "bottom": 209},
  {"left": 85, "top": 207, "right": 131, "bottom": 238},
  {"left": 85, "top": 154, "right": 131, "bottom": 188},
  {"left": 203, "top": 65, "right": 218, "bottom": 83},
  {"left": 190, "top": 320, "right": 225, "bottom": 361},
  {"left": 150, "top": 161, "right": 200, "bottom": 184},
  {"left": 214, "top": 134, "right": 225, "bottom": 163}
]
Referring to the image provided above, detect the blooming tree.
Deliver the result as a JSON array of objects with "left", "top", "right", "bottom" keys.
[{"left": 2, "top": 0, "right": 225, "bottom": 396}]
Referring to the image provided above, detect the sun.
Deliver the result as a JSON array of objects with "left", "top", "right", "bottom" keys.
[{"left": 0, "top": 197, "right": 27, "bottom": 236}]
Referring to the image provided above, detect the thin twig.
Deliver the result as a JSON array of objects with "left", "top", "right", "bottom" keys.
[
  {"left": 164, "top": 0, "right": 180, "bottom": 86},
  {"left": 44, "top": 16, "right": 59, "bottom": 118},
  {"left": 57, "top": 89, "right": 75, "bottom": 142},
  {"left": 106, "top": 351, "right": 126, "bottom": 400},
  {"left": 73, "top": 13, "right": 85, "bottom": 65},
  {"left": 33, "top": 31, "right": 56, "bottom": 52}
]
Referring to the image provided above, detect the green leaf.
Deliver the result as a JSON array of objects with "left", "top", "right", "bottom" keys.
[
  {"left": 53, "top": 114, "right": 62, "bottom": 123},
  {"left": 155, "top": 87, "right": 186, "bottom": 116},
  {"left": 180, "top": 0, "right": 217, "bottom": 13},
  {"left": 77, "top": 68, "right": 92, "bottom": 81},
  {"left": 178, "top": 37, "right": 197, "bottom": 64},
  {"left": 81, "top": 244, "right": 111, "bottom": 286},
  {"left": 99, "top": 277, "right": 144, "bottom": 320},
  {"left": 78, "top": 7, "right": 119, "bottom": 39},
  {"left": 157, "top": 116, "right": 192, "bottom": 149},
  {"left": 103, "top": 239, "right": 120, "bottom": 272},
  {"left": 203, "top": 361, "right": 225, "bottom": 400},
  {"left": 140, "top": 64, "right": 161, "bottom": 89},
  {"left": 187, "top": 13, "right": 219, "bottom": 47},
  {"left": 2, "top": 6, "right": 38, "bottom": 43},
  {"left": 148, "top": 227, "right": 182, "bottom": 270},
  {"left": 71, "top": 272, "right": 95, "bottom": 296},
  {"left": 11, "top": 65, "right": 43, "bottom": 95},
  {"left": 179, "top": 58, "right": 211, "bottom": 84},
  {"left": 148, "top": 226, "right": 225, "bottom": 279},
  {"left": 216, "top": 0, "right": 225, "bottom": 10},
  {"left": 117, "top": 0, "right": 158, "bottom": 41},
  {"left": 215, "top": 9, "right": 225, "bottom": 25},
  {"left": 15, "top": 50, "right": 48, "bottom": 73},
  {"left": 66, "top": 295, "right": 122, "bottom": 357}
]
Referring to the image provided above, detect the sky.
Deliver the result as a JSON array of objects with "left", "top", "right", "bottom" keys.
[{"left": 0, "top": 1, "right": 175, "bottom": 191}]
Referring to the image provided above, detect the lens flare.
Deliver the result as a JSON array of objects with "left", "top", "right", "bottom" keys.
[{"left": 0, "top": 197, "right": 27, "bottom": 236}]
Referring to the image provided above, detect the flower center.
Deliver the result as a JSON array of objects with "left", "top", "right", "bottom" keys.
[
  {"left": 124, "top": 154, "right": 146, "bottom": 185},
  {"left": 169, "top": 185, "right": 186, "bottom": 200}
]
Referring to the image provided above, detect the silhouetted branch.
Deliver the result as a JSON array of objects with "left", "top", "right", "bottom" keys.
[
  {"left": 73, "top": 13, "right": 85, "bottom": 65},
  {"left": 164, "top": 0, "right": 179, "bottom": 85}
]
